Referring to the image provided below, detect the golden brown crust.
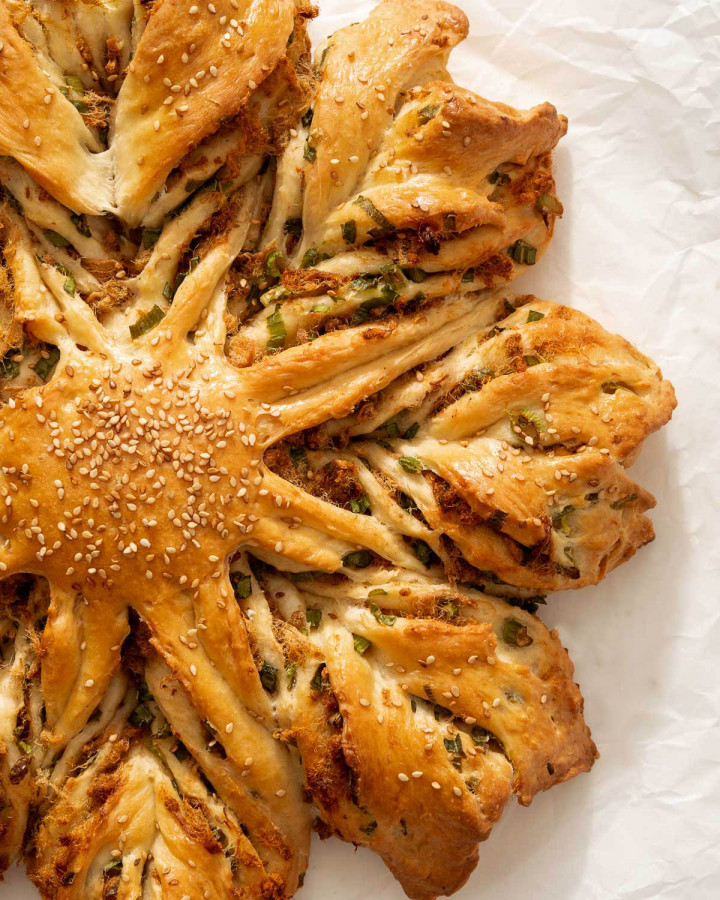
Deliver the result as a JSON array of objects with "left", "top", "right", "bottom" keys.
[
  {"left": 113, "top": 0, "right": 303, "bottom": 224},
  {"left": 0, "top": 1, "right": 675, "bottom": 899}
]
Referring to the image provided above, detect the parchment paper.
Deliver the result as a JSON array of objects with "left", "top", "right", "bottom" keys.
[{"left": 5, "top": 0, "right": 719, "bottom": 897}]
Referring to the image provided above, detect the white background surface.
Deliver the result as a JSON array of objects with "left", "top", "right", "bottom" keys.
[{"left": 5, "top": 0, "right": 720, "bottom": 897}]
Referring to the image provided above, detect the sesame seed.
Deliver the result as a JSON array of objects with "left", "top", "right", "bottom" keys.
[{"left": 397, "top": 773, "right": 409, "bottom": 782}]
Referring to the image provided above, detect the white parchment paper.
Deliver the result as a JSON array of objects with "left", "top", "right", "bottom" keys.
[{"left": 5, "top": 0, "right": 719, "bottom": 897}]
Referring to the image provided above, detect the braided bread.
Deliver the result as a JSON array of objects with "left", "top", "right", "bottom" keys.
[{"left": 0, "top": 1, "right": 675, "bottom": 898}]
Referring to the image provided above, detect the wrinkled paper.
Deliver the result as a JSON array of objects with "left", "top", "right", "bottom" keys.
[{"left": 6, "top": 0, "right": 719, "bottom": 897}]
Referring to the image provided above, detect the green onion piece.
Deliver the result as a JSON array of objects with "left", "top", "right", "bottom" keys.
[
  {"left": 413, "top": 540, "right": 434, "bottom": 568},
  {"left": 368, "top": 588, "right": 387, "bottom": 597},
  {"left": 285, "top": 661, "right": 298, "bottom": 689},
  {"left": 444, "top": 734, "right": 464, "bottom": 755},
  {"left": 284, "top": 217, "right": 303, "bottom": 236},
  {"left": 471, "top": 725, "right": 492, "bottom": 746},
  {"left": 461, "top": 268, "right": 474, "bottom": 283},
  {"left": 301, "top": 247, "right": 320, "bottom": 269},
  {"left": 17, "top": 739, "right": 32, "bottom": 754},
  {"left": 398, "top": 456, "right": 422, "bottom": 474},
  {"left": 154, "top": 721, "right": 172, "bottom": 739},
  {"left": 303, "top": 142, "right": 316, "bottom": 162},
  {"left": 403, "top": 422, "right": 420, "bottom": 440},
  {"left": 259, "top": 661, "right": 278, "bottom": 693},
  {"left": 33, "top": 346, "right": 60, "bottom": 382},
  {"left": 502, "top": 617, "right": 533, "bottom": 648},
  {"left": 310, "top": 303, "right": 330, "bottom": 314},
  {"left": 527, "top": 310, "right": 545, "bottom": 322},
  {"left": 266, "top": 307, "right": 286, "bottom": 352},
  {"left": 353, "top": 634, "right": 371, "bottom": 654},
  {"left": 350, "top": 495, "right": 370, "bottom": 514},
  {"left": 343, "top": 549, "right": 373, "bottom": 568},
  {"left": 65, "top": 75, "right": 84, "bottom": 93},
  {"left": 507, "top": 240, "right": 537, "bottom": 265},
  {"left": 508, "top": 407, "right": 545, "bottom": 439},
  {"left": 601, "top": 381, "right": 636, "bottom": 394},
  {"left": 162, "top": 282, "right": 174, "bottom": 300},
  {"left": 70, "top": 98, "right": 89, "bottom": 114},
  {"left": 524, "top": 354, "right": 542, "bottom": 367},
  {"left": 369, "top": 602, "right": 396, "bottom": 626},
  {"left": 43, "top": 229, "right": 70, "bottom": 248},
  {"left": 141, "top": 228, "right": 161, "bottom": 249},
  {"left": 352, "top": 195, "right": 395, "bottom": 238},
  {"left": 535, "top": 193, "right": 563, "bottom": 216},
  {"left": 383, "top": 415, "right": 401, "bottom": 438},
  {"left": 461, "top": 367, "right": 493, "bottom": 392},
  {"left": 301, "top": 107, "right": 314, "bottom": 127},
  {"left": 306, "top": 608, "right": 322, "bottom": 629},
  {"left": 552, "top": 505, "right": 575, "bottom": 536},
  {"left": 265, "top": 250, "right": 283, "bottom": 278},
  {"left": 230, "top": 572, "right": 252, "bottom": 600},
  {"left": 129, "top": 304, "right": 166, "bottom": 340},
  {"left": 341, "top": 220, "right": 357, "bottom": 243},
  {"left": 0, "top": 349, "right": 21, "bottom": 381},
  {"left": 62, "top": 273, "right": 76, "bottom": 295},
  {"left": 130, "top": 702, "right": 154, "bottom": 727},
  {"left": 403, "top": 267, "right": 427, "bottom": 283},
  {"left": 437, "top": 598, "right": 459, "bottom": 618},
  {"left": 350, "top": 295, "right": 394, "bottom": 326},
  {"left": 418, "top": 104, "right": 441, "bottom": 122},
  {"left": 103, "top": 859, "right": 122, "bottom": 876},
  {"left": 288, "top": 571, "right": 315, "bottom": 583},
  {"left": 70, "top": 212, "right": 91, "bottom": 237},
  {"left": 610, "top": 493, "right": 637, "bottom": 510}
]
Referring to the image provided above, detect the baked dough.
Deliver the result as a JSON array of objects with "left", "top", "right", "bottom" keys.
[{"left": 0, "top": 1, "right": 675, "bottom": 898}]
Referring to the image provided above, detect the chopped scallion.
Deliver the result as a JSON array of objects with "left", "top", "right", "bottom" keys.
[
  {"left": 266, "top": 307, "right": 286, "bottom": 352},
  {"left": 507, "top": 240, "right": 537, "bottom": 265},
  {"left": 369, "top": 603, "right": 396, "bottom": 626},
  {"left": 129, "top": 304, "right": 166, "bottom": 340},
  {"left": 341, "top": 219, "right": 357, "bottom": 243},
  {"left": 43, "top": 229, "right": 70, "bottom": 248},
  {"left": 352, "top": 195, "right": 395, "bottom": 238},
  {"left": 502, "top": 617, "right": 533, "bottom": 648},
  {"left": 353, "top": 634, "right": 371, "bottom": 654},
  {"left": 398, "top": 456, "right": 422, "bottom": 474}
]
